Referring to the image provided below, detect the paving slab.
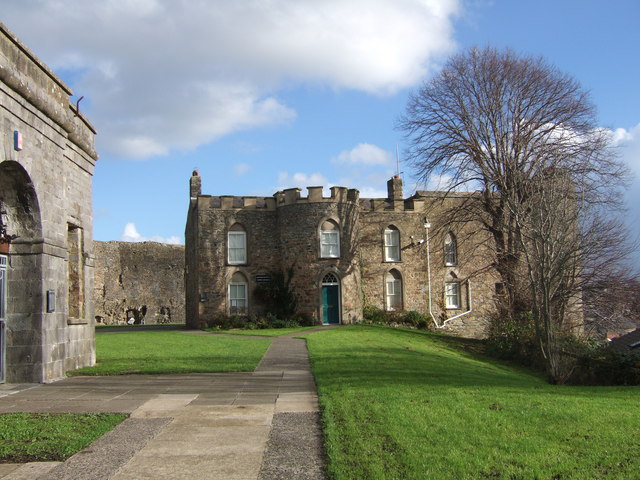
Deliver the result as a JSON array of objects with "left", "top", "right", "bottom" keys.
[
  {"left": 0, "top": 327, "right": 334, "bottom": 479},
  {"left": 0, "top": 462, "right": 61, "bottom": 479}
]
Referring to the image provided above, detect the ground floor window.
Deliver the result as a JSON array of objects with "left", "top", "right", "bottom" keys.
[
  {"left": 445, "top": 282, "right": 460, "bottom": 309},
  {"left": 385, "top": 270, "right": 402, "bottom": 311},
  {"left": 229, "top": 272, "right": 248, "bottom": 315}
]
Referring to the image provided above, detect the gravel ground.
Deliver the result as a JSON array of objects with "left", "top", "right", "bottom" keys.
[{"left": 258, "top": 412, "right": 327, "bottom": 480}]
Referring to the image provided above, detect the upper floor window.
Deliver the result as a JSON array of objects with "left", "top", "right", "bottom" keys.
[
  {"left": 444, "top": 232, "right": 457, "bottom": 266},
  {"left": 384, "top": 226, "right": 400, "bottom": 262},
  {"left": 385, "top": 269, "right": 403, "bottom": 311},
  {"left": 228, "top": 224, "right": 247, "bottom": 264},
  {"left": 320, "top": 219, "right": 340, "bottom": 258},
  {"left": 229, "top": 272, "right": 248, "bottom": 315}
]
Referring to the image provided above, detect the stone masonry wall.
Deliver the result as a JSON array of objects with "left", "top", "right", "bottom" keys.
[
  {"left": 1, "top": 22, "right": 97, "bottom": 382},
  {"left": 94, "top": 241, "right": 185, "bottom": 325}
]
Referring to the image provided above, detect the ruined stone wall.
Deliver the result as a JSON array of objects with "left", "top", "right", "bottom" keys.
[{"left": 94, "top": 241, "right": 185, "bottom": 325}]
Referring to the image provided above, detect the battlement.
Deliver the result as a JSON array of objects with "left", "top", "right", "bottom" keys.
[
  {"left": 359, "top": 196, "right": 425, "bottom": 212},
  {"left": 196, "top": 184, "right": 361, "bottom": 211},
  {"left": 189, "top": 172, "right": 452, "bottom": 212}
]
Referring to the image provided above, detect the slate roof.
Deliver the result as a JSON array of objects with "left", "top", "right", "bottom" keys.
[{"left": 609, "top": 328, "right": 640, "bottom": 351}]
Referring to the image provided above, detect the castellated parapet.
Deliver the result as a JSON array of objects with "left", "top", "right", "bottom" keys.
[{"left": 185, "top": 171, "right": 499, "bottom": 339}]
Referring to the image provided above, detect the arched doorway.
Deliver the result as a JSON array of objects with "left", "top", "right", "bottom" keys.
[
  {"left": 321, "top": 272, "right": 340, "bottom": 325},
  {"left": 0, "top": 161, "right": 43, "bottom": 383}
]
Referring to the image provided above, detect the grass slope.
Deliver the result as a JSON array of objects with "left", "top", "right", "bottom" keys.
[
  {"left": 305, "top": 325, "right": 640, "bottom": 480},
  {"left": 70, "top": 331, "right": 271, "bottom": 375},
  {"left": 0, "top": 413, "right": 127, "bottom": 462}
]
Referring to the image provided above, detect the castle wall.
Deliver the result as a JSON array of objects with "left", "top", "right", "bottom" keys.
[{"left": 93, "top": 241, "right": 185, "bottom": 325}]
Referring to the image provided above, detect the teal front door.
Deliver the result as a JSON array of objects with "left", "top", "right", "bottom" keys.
[{"left": 322, "top": 284, "right": 340, "bottom": 325}]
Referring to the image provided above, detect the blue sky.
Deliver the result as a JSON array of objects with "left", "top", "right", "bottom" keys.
[{"left": 3, "top": 0, "right": 639, "bottom": 247}]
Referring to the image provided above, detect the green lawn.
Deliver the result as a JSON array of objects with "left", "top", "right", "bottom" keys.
[
  {"left": 208, "top": 326, "right": 321, "bottom": 337},
  {"left": 0, "top": 413, "right": 127, "bottom": 462},
  {"left": 70, "top": 331, "right": 271, "bottom": 375},
  {"left": 304, "top": 325, "right": 640, "bottom": 480}
]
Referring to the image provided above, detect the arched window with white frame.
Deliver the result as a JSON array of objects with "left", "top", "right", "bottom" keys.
[
  {"left": 385, "top": 269, "right": 403, "bottom": 311},
  {"left": 320, "top": 219, "right": 340, "bottom": 258},
  {"left": 444, "top": 232, "right": 457, "bottom": 266},
  {"left": 384, "top": 226, "right": 400, "bottom": 262},
  {"left": 228, "top": 224, "right": 247, "bottom": 265},
  {"left": 229, "top": 272, "right": 248, "bottom": 315}
]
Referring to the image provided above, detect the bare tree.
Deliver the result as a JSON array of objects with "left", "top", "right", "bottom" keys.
[{"left": 400, "top": 47, "right": 631, "bottom": 383}]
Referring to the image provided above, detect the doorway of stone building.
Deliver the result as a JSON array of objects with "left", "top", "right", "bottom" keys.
[
  {"left": 0, "top": 255, "right": 7, "bottom": 383},
  {"left": 321, "top": 272, "right": 340, "bottom": 325}
]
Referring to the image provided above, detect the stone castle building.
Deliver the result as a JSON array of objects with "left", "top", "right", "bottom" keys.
[
  {"left": 185, "top": 171, "right": 500, "bottom": 338},
  {"left": 0, "top": 23, "right": 97, "bottom": 382}
]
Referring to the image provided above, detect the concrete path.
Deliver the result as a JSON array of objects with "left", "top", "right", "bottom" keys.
[{"left": 0, "top": 328, "right": 335, "bottom": 479}]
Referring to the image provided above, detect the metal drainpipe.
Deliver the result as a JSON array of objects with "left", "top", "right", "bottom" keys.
[
  {"left": 425, "top": 219, "right": 473, "bottom": 328},
  {"left": 440, "top": 280, "right": 473, "bottom": 328}
]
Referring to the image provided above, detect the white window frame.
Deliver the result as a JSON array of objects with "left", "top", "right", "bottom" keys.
[
  {"left": 445, "top": 282, "right": 460, "bottom": 309},
  {"left": 444, "top": 233, "right": 457, "bottom": 266},
  {"left": 320, "top": 230, "right": 340, "bottom": 258},
  {"left": 385, "top": 272, "right": 402, "bottom": 311},
  {"left": 228, "top": 231, "right": 247, "bottom": 264},
  {"left": 384, "top": 228, "right": 400, "bottom": 262},
  {"left": 229, "top": 281, "right": 248, "bottom": 315}
]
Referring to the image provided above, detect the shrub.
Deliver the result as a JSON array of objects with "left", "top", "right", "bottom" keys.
[
  {"left": 401, "top": 311, "right": 431, "bottom": 330},
  {"left": 363, "top": 306, "right": 432, "bottom": 330},
  {"left": 363, "top": 305, "right": 387, "bottom": 324},
  {"left": 485, "top": 311, "right": 542, "bottom": 369},
  {"left": 570, "top": 345, "right": 640, "bottom": 385}
]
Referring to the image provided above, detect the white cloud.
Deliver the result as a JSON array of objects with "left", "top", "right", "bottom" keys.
[
  {"left": 611, "top": 123, "right": 640, "bottom": 174},
  {"left": 2, "top": 0, "right": 460, "bottom": 159},
  {"left": 234, "top": 163, "right": 251, "bottom": 176},
  {"left": 121, "top": 222, "right": 181, "bottom": 244},
  {"left": 277, "top": 172, "right": 329, "bottom": 191},
  {"left": 332, "top": 143, "right": 393, "bottom": 166}
]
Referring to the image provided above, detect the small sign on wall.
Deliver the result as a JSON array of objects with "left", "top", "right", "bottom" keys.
[
  {"left": 255, "top": 274, "right": 272, "bottom": 283},
  {"left": 13, "top": 131, "right": 22, "bottom": 151},
  {"left": 46, "top": 290, "right": 56, "bottom": 313}
]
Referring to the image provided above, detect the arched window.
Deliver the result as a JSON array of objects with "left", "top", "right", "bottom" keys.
[
  {"left": 444, "top": 232, "right": 457, "bottom": 266},
  {"left": 228, "top": 224, "right": 247, "bottom": 264},
  {"left": 320, "top": 219, "right": 340, "bottom": 258},
  {"left": 229, "top": 272, "right": 248, "bottom": 315},
  {"left": 322, "top": 272, "right": 339, "bottom": 285},
  {"left": 385, "top": 269, "right": 403, "bottom": 311},
  {"left": 384, "top": 226, "right": 400, "bottom": 261}
]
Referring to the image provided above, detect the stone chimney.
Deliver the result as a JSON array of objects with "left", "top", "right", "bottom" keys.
[
  {"left": 387, "top": 175, "right": 403, "bottom": 201},
  {"left": 190, "top": 170, "right": 201, "bottom": 199}
]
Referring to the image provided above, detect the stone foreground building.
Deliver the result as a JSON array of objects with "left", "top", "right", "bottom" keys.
[
  {"left": 0, "top": 23, "right": 97, "bottom": 382},
  {"left": 185, "top": 172, "right": 500, "bottom": 338}
]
